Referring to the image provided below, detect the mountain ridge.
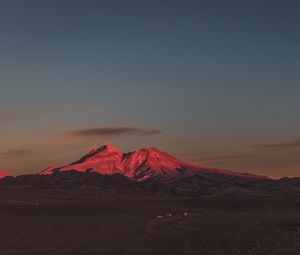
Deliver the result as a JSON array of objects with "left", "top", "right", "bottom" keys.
[
  {"left": 3, "top": 146, "right": 300, "bottom": 196},
  {"left": 40, "top": 145, "right": 269, "bottom": 181}
]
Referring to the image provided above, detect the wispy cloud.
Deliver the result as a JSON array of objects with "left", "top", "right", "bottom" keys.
[
  {"left": 179, "top": 149, "right": 255, "bottom": 164},
  {"left": 0, "top": 111, "right": 26, "bottom": 121},
  {"left": 260, "top": 138, "right": 300, "bottom": 149},
  {"left": 0, "top": 149, "right": 36, "bottom": 158},
  {"left": 56, "top": 127, "right": 162, "bottom": 142},
  {"left": 0, "top": 106, "right": 103, "bottom": 122},
  {"left": 200, "top": 154, "right": 254, "bottom": 162}
]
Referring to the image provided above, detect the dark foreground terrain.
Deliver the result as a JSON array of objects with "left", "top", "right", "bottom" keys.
[{"left": 0, "top": 191, "right": 300, "bottom": 255}]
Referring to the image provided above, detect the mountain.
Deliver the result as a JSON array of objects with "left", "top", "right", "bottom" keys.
[
  {"left": 0, "top": 170, "right": 10, "bottom": 179},
  {"left": 40, "top": 145, "right": 268, "bottom": 182},
  {"left": 3, "top": 145, "right": 300, "bottom": 196}
]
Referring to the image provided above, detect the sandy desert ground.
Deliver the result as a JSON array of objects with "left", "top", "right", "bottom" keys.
[{"left": 0, "top": 191, "right": 300, "bottom": 255}]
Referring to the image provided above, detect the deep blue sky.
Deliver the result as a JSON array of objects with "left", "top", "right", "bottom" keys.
[{"left": 1, "top": 0, "right": 300, "bottom": 177}]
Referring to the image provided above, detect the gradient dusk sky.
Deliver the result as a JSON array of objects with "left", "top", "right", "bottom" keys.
[{"left": 1, "top": 0, "right": 300, "bottom": 177}]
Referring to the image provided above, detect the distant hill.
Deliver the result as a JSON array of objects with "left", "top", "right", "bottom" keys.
[{"left": 0, "top": 170, "right": 11, "bottom": 179}]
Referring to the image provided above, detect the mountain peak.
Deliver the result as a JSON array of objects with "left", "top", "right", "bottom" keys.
[
  {"left": 84, "top": 145, "right": 122, "bottom": 158},
  {"left": 99, "top": 145, "right": 121, "bottom": 152},
  {"left": 140, "top": 147, "right": 162, "bottom": 153},
  {"left": 133, "top": 147, "right": 189, "bottom": 163}
]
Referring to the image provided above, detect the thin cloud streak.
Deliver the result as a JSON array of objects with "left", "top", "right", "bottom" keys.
[
  {"left": 56, "top": 127, "right": 162, "bottom": 141},
  {"left": 0, "top": 149, "right": 36, "bottom": 158},
  {"left": 0, "top": 106, "right": 103, "bottom": 122},
  {"left": 200, "top": 154, "right": 255, "bottom": 162},
  {"left": 260, "top": 138, "right": 300, "bottom": 149}
]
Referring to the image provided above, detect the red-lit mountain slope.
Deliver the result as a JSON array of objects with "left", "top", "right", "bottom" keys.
[{"left": 40, "top": 145, "right": 268, "bottom": 182}]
